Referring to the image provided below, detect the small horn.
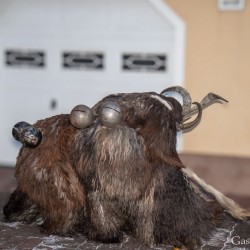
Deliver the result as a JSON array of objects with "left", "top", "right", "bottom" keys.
[
  {"left": 183, "top": 92, "right": 228, "bottom": 119},
  {"left": 177, "top": 102, "right": 202, "bottom": 133},
  {"left": 160, "top": 86, "right": 228, "bottom": 133},
  {"left": 161, "top": 86, "right": 201, "bottom": 131},
  {"left": 161, "top": 86, "right": 192, "bottom": 115}
]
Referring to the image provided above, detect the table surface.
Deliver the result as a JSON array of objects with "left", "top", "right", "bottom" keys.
[
  {"left": 1, "top": 166, "right": 250, "bottom": 250},
  {"left": 1, "top": 192, "right": 250, "bottom": 250}
]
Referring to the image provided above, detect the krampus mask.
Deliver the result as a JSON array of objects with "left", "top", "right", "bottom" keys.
[{"left": 3, "top": 86, "right": 249, "bottom": 249}]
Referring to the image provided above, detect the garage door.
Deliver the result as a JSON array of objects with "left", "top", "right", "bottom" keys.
[{"left": 0, "top": 0, "right": 185, "bottom": 165}]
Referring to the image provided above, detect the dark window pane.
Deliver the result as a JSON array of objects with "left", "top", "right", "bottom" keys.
[
  {"left": 5, "top": 50, "right": 45, "bottom": 68},
  {"left": 63, "top": 52, "right": 104, "bottom": 70},
  {"left": 122, "top": 53, "right": 167, "bottom": 72}
]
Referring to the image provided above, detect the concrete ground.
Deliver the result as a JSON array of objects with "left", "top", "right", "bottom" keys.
[{"left": 0, "top": 153, "right": 250, "bottom": 249}]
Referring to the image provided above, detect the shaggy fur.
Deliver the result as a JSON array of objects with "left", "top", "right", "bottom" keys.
[
  {"left": 71, "top": 93, "right": 224, "bottom": 248},
  {"left": 3, "top": 91, "right": 248, "bottom": 248},
  {"left": 183, "top": 167, "right": 250, "bottom": 220},
  {"left": 3, "top": 187, "right": 39, "bottom": 222},
  {"left": 4, "top": 115, "right": 86, "bottom": 234}
]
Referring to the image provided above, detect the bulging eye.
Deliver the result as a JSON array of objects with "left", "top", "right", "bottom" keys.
[
  {"left": 98, "top": 101, "right": 122, "bottom": 127},
  {"left": 12, "top": 121, "right": 42, "bottom": 148},
  {"left": 70, "top": 105, "right": 95, "bottom": 129}
]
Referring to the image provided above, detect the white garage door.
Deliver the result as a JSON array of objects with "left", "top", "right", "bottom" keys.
[{"left": 0, "top": 0, "right": 185, "bottom": 165}]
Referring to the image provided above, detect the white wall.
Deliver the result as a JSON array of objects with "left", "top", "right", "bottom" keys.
[{"left": 0, "top": 0, "right": 185, "bottom": 165}]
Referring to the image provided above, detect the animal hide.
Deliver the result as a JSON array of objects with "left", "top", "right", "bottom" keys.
[
  {"left": 4, "top": 115, "right": 87, "bottom": 234},
  {"left": 3, "top": 89, "right": 249, "bottom": 249}
]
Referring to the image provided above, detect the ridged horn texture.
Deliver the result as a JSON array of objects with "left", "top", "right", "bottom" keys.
[
  {"left": 184, "top": 92, "right": 228, "bottom": 119},
  {"left": 161, "top": 86, "right": 202, "bottom": 132},
  {"left": 160, "top": 86, "right": 228, "bottom": 133},
  {"left": 177, "top": 102, "right": 202, "bottom": 132}
]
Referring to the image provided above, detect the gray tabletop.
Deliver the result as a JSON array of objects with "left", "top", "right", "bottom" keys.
[{"left": 1, "top": 192, "right": 250, "bottom": 250}]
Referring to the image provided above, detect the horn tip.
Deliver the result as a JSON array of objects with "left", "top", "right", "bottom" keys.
[{"left": 209, "top": 92, "right": 229, "bottom": 103}]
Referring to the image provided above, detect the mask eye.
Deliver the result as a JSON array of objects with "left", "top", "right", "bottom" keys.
[
  {"left": 12, "top": 121, "right": 42, "bottom": 148},
  {"left": 98, "top": 101, "right": 122, "bottom": 127},
  {"left": 70, "top": 105, "right": 95, "bottom": 129}
]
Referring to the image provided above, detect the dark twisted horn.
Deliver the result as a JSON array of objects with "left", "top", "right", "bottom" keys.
[
  {"left": 161, "top": 86, "right": 192, "bottom": 115},
  {"left": 183, "top": 92, "right": 228, "bottom": 120},
  {"left": 161, "top": 86, "right": 202, "bottom": 132},
  {"left": 160, "top": 86, "right": 228, "bottom": 132},
  {"left": 177, "top": 102, "right": 202, "bottom": 132}
]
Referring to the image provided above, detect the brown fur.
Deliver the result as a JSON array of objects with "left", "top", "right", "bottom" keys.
[
  {"left": 72, "top": 93, "right": 224, "bottom": 247},
  {"left": 13, "top": 115, "right": 86, "bottom": 234},
  {"left": 183, "top": 167, "right": 250, "bottom": 220},
  {"left": 3, "top": 91, "right": 247, "bottom": 248}
]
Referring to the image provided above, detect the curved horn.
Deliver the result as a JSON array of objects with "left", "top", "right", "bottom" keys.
[
  {"left": 183, "top": 92, "right": 228, "bottom": 119},
  {"left": 160, "top": 86, "right": 192, "bottom": 115},
  {"left": 161, "top": 86, "right": 202, "bottom": 131},
  {"left": 161, "top": 86, "right": 228, "bottom": 133},
  {"left": 177, "top": 102, "right": 202, "bottom": 133}
]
